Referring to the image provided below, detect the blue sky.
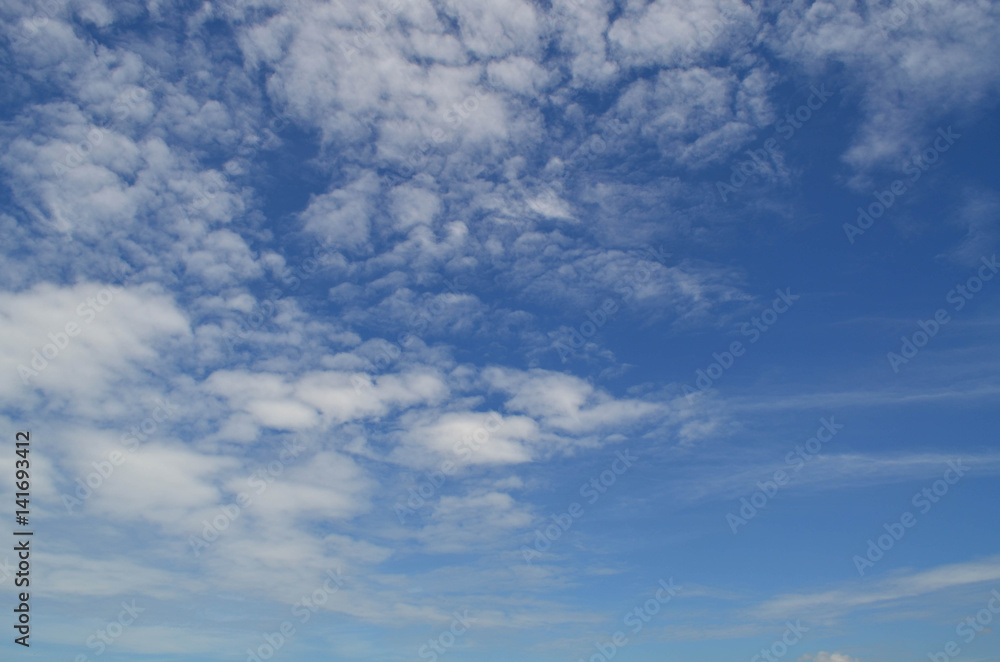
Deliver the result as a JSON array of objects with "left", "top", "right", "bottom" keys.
[{"left": 1, "top": 0, "right": 1000, "bottom": 661}]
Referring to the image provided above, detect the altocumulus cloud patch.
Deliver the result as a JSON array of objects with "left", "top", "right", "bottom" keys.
[{"left": 1, "top": 0, "right": 1000, "bottom": 660}]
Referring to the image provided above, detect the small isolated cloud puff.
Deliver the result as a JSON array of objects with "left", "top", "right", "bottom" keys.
[{"left": 797, "top": 653, "right": 860, "bottom": 662}]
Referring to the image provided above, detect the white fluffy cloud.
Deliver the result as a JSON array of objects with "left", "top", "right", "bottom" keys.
[
  {"left": 771, "top": 0, "right": 1000, "bottom": 178},
  {"left": 3, "top": 0, "right": 999, "bottom": 653},
  {"left": 0, "top": 282, "right": 190, "bottom": 408},
  {"left": 798, "top": 653, "right": 860, "bottom": 662}
]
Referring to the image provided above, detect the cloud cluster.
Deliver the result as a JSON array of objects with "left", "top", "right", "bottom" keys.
[{"left": 2, "top": 0, "right": 1000, "bottom": 657}]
